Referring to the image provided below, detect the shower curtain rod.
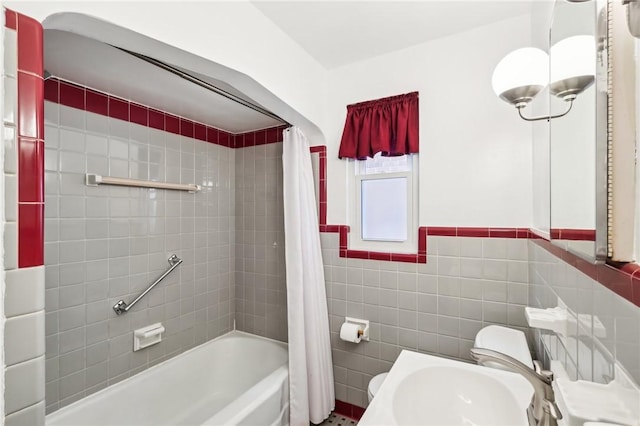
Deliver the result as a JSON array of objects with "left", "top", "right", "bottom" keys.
[{"left": 112, "top": 46, "right": 290, "bottom": 126}]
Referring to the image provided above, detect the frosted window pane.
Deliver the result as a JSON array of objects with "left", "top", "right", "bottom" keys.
[{"left": 361, "top": 177, "right": 407, "bottom": 241}]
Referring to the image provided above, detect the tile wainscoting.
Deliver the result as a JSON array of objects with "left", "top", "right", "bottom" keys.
[{"left": 322, "top": 232, "right": 530, "bottom": 407}]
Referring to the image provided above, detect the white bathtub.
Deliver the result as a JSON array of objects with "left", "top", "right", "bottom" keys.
[{"left": 47, "top": 331, "right": 289, "bottom": 426}]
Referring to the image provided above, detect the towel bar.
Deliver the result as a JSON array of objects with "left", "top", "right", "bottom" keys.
[{"left": 86, "top": 174, "right": 200, "bottom": 193}]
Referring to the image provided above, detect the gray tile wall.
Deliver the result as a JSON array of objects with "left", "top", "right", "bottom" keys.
[
  {"left": 322, "top": 233, "right": 531, "bottom": 407},
  {"left": 43, "top": 101, "right": 236, "bottom": 413},
  {"left": 528, "top": 242, "right": 640, "bottom": 385},
  {"left": 234, "top": 143, "right": 287, "bottom": 342}
]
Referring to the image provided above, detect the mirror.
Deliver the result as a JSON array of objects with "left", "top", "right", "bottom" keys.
[{"left": 549, "top": 0, "right": 607, "bottom": 262}]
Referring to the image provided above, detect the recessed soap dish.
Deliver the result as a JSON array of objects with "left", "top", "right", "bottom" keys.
[{"left": 134, "top": 323, "right": 165, "bottom": 351}]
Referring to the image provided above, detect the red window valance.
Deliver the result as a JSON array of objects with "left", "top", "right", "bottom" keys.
[{"left": 338, "top": 91, "right": 419, "bottom": 159}]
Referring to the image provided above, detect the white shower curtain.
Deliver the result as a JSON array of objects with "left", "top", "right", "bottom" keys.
[{"left": 282, "top": 127, "right": 334, "bottom": 426}]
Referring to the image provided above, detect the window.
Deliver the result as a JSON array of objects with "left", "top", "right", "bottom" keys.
[
  {"left": 349, "top": 153, "right": 418, "bottom": 253},
  {"left": 338, "top": 91, "right": 420, "bottom": 253}
]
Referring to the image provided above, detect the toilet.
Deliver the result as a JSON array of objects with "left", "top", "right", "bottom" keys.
[
  {"left": 366, "top": 325, "right": 533, "bottom": 403},
  {"left": 473, "top": 325, "right": 534, "bottom": 370},
  {"left": 367, "top": 372, "right": 388, "bottom": 403}
]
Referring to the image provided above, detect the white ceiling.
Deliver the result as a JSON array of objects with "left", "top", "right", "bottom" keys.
[
  {"left": 44, "top": 30, "right": 283, "bottom": 134},
  {"left": 252, "top": 0, "right": 551, "bottom": 69}
]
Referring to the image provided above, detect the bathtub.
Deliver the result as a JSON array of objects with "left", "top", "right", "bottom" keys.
[{"left": 47, "top": 331, "right": 289, "bottom": 426}]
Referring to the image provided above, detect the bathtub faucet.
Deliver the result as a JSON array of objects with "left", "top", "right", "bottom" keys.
[{"left": 470, "top": 348, "right": 562, "bottom": 426}]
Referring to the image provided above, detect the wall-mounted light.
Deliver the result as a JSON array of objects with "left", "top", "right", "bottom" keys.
[{"left": 492, "top": 36, "right": 595, "bottom": 122}]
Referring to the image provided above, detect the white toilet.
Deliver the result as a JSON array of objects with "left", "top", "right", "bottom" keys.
[
  {"left": 367, "top": 372, "right": 388, "bottom": 403},
  {"left": 473, "top": 324, "right": 534, "bottom": 370},
  {"left": 367, "top": 325, "right": 533, "bottom": 403}
]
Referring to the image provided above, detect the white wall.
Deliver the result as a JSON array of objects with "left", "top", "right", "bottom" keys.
[
  {"left": 325, "top": 15, "right": 535, "bottom": 227},
  {"left": 3, "top": 1, "right": 328, "bottom": 142}
]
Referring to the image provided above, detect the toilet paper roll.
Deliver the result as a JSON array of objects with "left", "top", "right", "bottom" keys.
[{"left": 340, "top": 323, "right": 362, "bottom": 343}]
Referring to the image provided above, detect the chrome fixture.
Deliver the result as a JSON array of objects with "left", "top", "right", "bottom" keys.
[
  {"left": 470, "top": 348, "right": 562, "bottom": 426},
  {"left": 492, "top": 35, "right": 595, "bottom": 122},
  {"left": 113, "top": 255, "right": 183, "bottom": 315}
]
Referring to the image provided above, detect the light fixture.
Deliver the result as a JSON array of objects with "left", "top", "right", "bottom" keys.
[
  {"left": 550, "top": 35, "right": 595, "bottom": 100},
  {"left": 492, "top": 47, "right": 549, "bottom": 109},
  {"left": 492, "top": 36, "right": 595, "bottom": 122}
]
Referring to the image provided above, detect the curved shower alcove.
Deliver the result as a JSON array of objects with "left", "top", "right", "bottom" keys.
[{"left": 34, "top": 11, "right": 323, "bottom": 420}]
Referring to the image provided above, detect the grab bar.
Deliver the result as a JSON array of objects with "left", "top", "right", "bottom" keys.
[
  {"left": 86, "top": 174, "right": 200, "bottom": 193},
  {"left": 113, "top": 254, "right": 183, "bottom": 315}
]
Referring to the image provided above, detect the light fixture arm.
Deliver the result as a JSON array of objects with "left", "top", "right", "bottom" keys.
[{"left": 516, "top": 98, "right": 574, "bottom": 122}]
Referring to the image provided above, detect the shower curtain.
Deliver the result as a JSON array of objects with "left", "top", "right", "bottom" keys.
[{"left": 282, "top": 126, "right": 334, "bottom": 426}]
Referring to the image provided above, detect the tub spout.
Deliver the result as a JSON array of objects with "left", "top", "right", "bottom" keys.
[{"left": 470, "top": 348, "right": 562, "bottom": 426}]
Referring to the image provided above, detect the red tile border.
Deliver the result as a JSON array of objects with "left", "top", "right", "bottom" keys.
[
  {"left": 16, "top": 13, "right": 43, "bottom": 77},
  {"left": 17, "top": 72, "right": 44, "bottom": 139},
  {"left": 334, "top": 399, "right": 365, "bottom": 421},
  {"left": 18, "top": 138, "right": 44, "bottom": 203},
  {"left": 426, "top": 226, "right": 457, "bottom": 236},
  {"left": 86, "top": 88, "right": 108, "bottom": 116},
  {"left": 149, "top": 108, "right": 164, "bottom": 131},
  {"left": 11, "top": 8, "right": 45, "bottom": 268},
  {"left": 489, "top": 228, "right": 517, "bottom": 238},
  {"left": 310, "top": 146, "right": 328, "bottom": 226},
  {"left": 180, "top": 118, "right": 194, "bottom": 138},
  {"left": 45, "top": 78, "right": 284, "bottom": 148},
  {"left": 165, "top": 113, "right": 180, "bottom": 134},
  {"left": 44, "top": 78, "right": 59, "bottom": 104},
  {"left": 60, "top": 81, "right": 85, "bottom": 111},
  {"left": 550, "top": 228, "right": 596, "bottom": 241},
  {"left": 5, "top": 8, "right": 17, "bottom": 30},
  {"left": 194, "top": 123, "right": 207, "bottom": 141},
  {"left": 418, "top": 228, "right": 427, "bottom": 254},
  {"left": 18, "top": 203, "right": 44, "bottom": 268},
  {"left": 108, "top": 96, "right": 129, "bottom": 121},
  {"left": 130, "top": 103, "right": 148, "bottom": 126},
  {"left": 207, "top": 127, "right": 219, "bottom": 144}
]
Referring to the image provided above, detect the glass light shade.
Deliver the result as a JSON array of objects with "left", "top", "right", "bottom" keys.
[
  {"left": 550, "top": 35, "right": 595, "bottom": 83},
  {"left": 491, "top": 47, "right": 549, "bottom": 98}
]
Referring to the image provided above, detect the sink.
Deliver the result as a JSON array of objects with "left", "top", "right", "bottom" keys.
[
  {"left": 359, "top": 350, "right": 534, "bottom": 426},
  {"left": 393, "top": 366, "right": 525, "bottom": 425}
]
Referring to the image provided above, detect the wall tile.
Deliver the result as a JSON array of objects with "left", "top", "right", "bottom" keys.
[
  {"left": 4, "top": 28, "right": 18, "bottom": 76},
  {"left": 5, "top": 311, "right": 45, "bottom": 365},
  {"left": 528, "top": 241, "right": 640, "bottom": 385},
  {"left": 4, "top": 401, "right": 45, "bottom": 426},
  {"left": 5, "top": 265, "right": 45, "bottom": 317},
  {"left": 43, "top": 98, "right": 237, "bottom": 411},
  {"left": 5, "top": 356, "right": 45, "bottom": 415}
]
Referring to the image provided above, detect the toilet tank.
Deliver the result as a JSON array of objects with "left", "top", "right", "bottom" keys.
[{"left": 474, "top": 325, "right": 534, "bottom": 370}]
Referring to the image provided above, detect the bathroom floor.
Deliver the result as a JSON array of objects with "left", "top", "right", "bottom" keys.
[{"left": 317, "top": 413, "right": 358, "bottom": 426}]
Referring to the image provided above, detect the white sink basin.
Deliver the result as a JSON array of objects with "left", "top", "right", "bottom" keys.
[
  {"left": 359, "top": 350, "right": 534, "bottom": 426},
  {"left": 393, "top": 366, "right": 526, "bottom": 425}
]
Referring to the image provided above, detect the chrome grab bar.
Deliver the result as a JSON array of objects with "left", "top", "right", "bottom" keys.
[{"left": 113, "top": 254, "right": 182, "bottom": 315}]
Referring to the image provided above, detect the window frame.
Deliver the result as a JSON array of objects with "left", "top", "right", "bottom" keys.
[{"left": 348, "top": 154, "right": 418, "bottom": 254}]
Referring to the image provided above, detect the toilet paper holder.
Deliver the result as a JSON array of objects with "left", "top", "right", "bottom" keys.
[{"left": 344, "top": 317, "right": 370, "bottom": 341}]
